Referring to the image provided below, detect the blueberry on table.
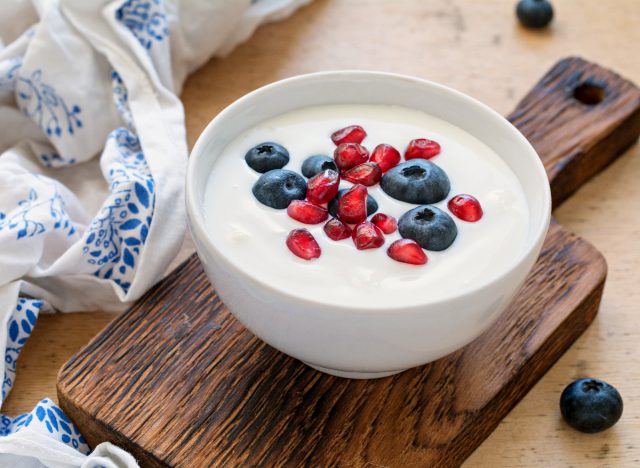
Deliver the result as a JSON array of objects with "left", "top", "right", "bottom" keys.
[
  {"left": 301, "top": 155, "right": 337, "bottom": 178},
  {"left": 328, "top": 188, "right": 378, "bottom": 218},
  {"left": 245, "top": 142, "right": 290, "bottom": 173},
  {"left": 398, "top": 205, "right": 457, "bottom": 251},
  {"left": 516, "top": 0, "right": 553, "bottom": 29},
  {"left": 381, "top": 160, "right": 450, "bottom": 204},
  {"left": 252, "top": 169, "right": 306, "bottom": 209},
  {"left": 560, "top": 378, "right": 623, "bottom": 433}
]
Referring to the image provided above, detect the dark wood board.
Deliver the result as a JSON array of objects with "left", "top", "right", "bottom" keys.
[{"left": 57, "top": 57, "right": 640, "bottom": 467}]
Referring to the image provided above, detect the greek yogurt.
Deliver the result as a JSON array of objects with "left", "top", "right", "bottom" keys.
[{"left": 203, "top": 104, "right": 529, "bottom": 308}]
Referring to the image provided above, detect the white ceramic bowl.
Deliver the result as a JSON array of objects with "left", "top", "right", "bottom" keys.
[{"left": 186, "top": 71, "right": 551, "bottom": 379}]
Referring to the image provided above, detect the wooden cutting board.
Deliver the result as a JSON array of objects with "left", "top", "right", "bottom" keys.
[{"left": 57, "top": 57, "right": 640, "bottom": 467}]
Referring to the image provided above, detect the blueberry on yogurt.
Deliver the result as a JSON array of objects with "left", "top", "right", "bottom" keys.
[
  {"left": 398, "top": 205, "right": 457, "bottom": 251},
  {"left": 245, "top": 142, "right": 290, "bottom": 173},
  {"left": 381, "top": 160, "right": 450, "bottom": 204},
  {"left": 252, "top": 169, "right": 306, "bottom": 209},
  {"left": 301, "top": 155, "right": 337, "bottom": 178}
]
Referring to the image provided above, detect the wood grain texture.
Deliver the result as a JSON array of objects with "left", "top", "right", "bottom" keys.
[
  {"left": 56, "top": 57, "right": 638, "bottom": 467},
  {"left": 57, "top": 222, "right": 605, "bottom": 468},
  {"left": 7, "top": 1, "right": 640, "bottom": 467},
  {"left": 508, "top": 57, "right": 640, "bottom": 206}
]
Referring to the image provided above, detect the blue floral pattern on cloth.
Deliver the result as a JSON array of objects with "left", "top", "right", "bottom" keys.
[
  {"left": 0, "top": 57, "right": 22, "bottom": 93},
  {"left": 116, "top": 0, "right": 169, "bottom": 50},
  {"left": 16, "top": 69, "right": 83, "bottom": 138},
  {"left": 82, "top": 128, "right": 155, "bottom": 292},
  {"left": 2, "top": 298, "right": 42, "bottom": 400},
  {"left": 0, "top": 398, "right": 90, "bottom": 454},
  {"left": 111, "top": 70, "right": 134, "bottom": 129},
  {"left": 0, "top": 176, "right": 77, "bottom": 239},
  {"left": 38, "top": 151, "right": 77, "bottom": 169}
]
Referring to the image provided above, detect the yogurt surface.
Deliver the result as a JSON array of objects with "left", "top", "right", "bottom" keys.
[{"left": 203, "top": 104, "right": 529, "bottom": 308}]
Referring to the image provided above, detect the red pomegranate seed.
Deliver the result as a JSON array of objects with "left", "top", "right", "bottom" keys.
[
  {"left": 306, "top": 169, "right": 340, "bottom": 204},
  {"left": 286, "top": 228, "right": 321, "bottom": 260},
  {"left": 337, "top": 184, "right": 368, "bottom": 224},
  {"left": 331, "top": 125, "right": 366, "bottom": 145},
  {"left": 448, "top": 194, "right": 483, "bottom": 222},
  {"left": 352, "top": 221, "right": 385, "bottom": 250},
  {"left": 287, "top": 200, "right": 328, "bottom": 224},
  {"left": 369, "top": 144, "right": 401, "bottom": 172},
  {"left": 387, "top": 239, "right": 427, "bottom": 265},
  {"left": 405, "top": 138, "right": 441, "bottom": 160},
  {"left": 323, "top": 217, "right": 352, "bottom": 240},
  {"left": 371, "top": 213, "right": 397, "bottom": 234},
  {"left": 334, "top": 143, "right": 369, "bottom": 171},
  {"left": 342, "top": 162, "right": 382, "bottom": 186}
]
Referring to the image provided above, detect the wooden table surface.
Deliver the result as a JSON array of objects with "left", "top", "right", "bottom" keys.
[{"left": 7, "top": 1, "right": 640, "bottom": 466}]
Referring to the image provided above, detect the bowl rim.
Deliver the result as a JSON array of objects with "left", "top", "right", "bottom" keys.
[{"left": 186, "top": 70, "right": 552, "bottom": 311}]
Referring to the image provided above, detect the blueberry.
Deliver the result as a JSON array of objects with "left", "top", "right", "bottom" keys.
[
  {"left": 380, "top": 160, "right": 450, "bottom": 205},
  {"left": 328, "top": 188, "right": 378, "bottom": 218},
  {"left": 245, "top": 142, "right": 289, "bottom": 173},
  {"left": 252, "top": 169, "right": 306, "bottom": 209},
  {"left": 301, "top": 155, "right": 337, "bottom": 178},
  {"left": 398, "top": 205, "right": 457, "bottom": 251},
  {"left": 560, "top": 378, "right": 623, "bottom": 433},
  {"left": 516, "top": 0, "right": 553, "bottom": 29}
]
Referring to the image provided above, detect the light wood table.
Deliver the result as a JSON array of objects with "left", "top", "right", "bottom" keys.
[{"left": 7, "top": 1, "right": 640, "bottom": 466}]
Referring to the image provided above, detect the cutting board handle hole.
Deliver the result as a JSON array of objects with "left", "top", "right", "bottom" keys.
[{"left": 573, "top": 81, "right": 606, "bottom": 105}]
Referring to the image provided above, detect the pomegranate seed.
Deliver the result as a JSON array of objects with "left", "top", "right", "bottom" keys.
[
  {"left": 371, "top": 213, "right": 397, "bottom": 234},
  {"left": 405, "top": 138, "right": 441, "bottom": 160},
  {"left": 306, "top": 169, "right": 340, "bottom": 204},
  {"left": 337, "top": 184, "right": 368, "bottom": 224},
  {"left": 369, "top": 144, "right": 401, "bottom": 172},
  {"left": 448, "top": 194, "right": 483, "bottom": 222},
  {"left": 323, "top": 217, "right": 352, "bottom": 240},
  {"left": 331, "top": 125, "right": 366, "bottom": 145},
  {"left": 387, "top": 239, "right": 428, "bottom": 265},
  {"left": 342, "top": 162, "right": 382, "bottom": 186},
  {"left": 287, "top": 200, "right": 328, "bottom": 224},
  {"left": 334, "top": 143, "right": 369, "bottom": 171},
  {"left": 286, "top": 228, "right": 321, "bottom": 260},
  {"left": 352, "top": 221, "right": 385, "bottom": 250}
]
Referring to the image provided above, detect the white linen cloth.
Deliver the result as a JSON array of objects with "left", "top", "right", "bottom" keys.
[{"left": 0, "top": 0, "right": 309, "bottom": 466}]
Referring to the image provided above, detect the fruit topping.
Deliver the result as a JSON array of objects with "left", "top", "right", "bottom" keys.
[
  {"left": 387, "top": 239, "right": 428, "bottom": 265},
  {"left": 337, "top": 184, "right": 368, "bottom": 224},
  {"left": 371, "top": 213, "right": 398, "bottom": 234},
  {"left": 370, "top": 143, "right": 401, "bottom": 172},
  {"left": 380, "top": 160, "right": 450, "bottom": 204},
  {"left": 334, "top": 143, "right": 369, "bottom": 171},
  {"left": 352, "top": 221, "right": 385, "bottom": 250},
  {"left": 252, "top": 169, "right": 306, "bottom": 209},
  {"left": 398, "top": 205, "right": 457, "bottom": 251},
  {"left": 286, "top": 228, "right": 321, "bottom": 260},
  {"left": 448, "top": 194, "right": 483, "bottom": 222},
  {"left": 323, "top": 218, "right": 352, "bottom": 240},
  {"left": 301, "top": 155, "right": 338, "bottom": 178},
  {"left": 331, "top": 125, "right": 366, "bottom": 145},
  {"left": 306, "top": 169, "right": 340, "bottom": 205},
  {"left": 342, "top": 162, "right": 382, "bottom": 186},
  {"left": 287, "top": 200, "right": 329, "bottom": 224},
  {"left": 328, "top": 189, "right": 378, "bottom": 218},
  {"left": 245, "top": 142, "right": 290, "bottom": 173},
  {"left": 405, "top": 138, "right": 441, "bottom": 160}
]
